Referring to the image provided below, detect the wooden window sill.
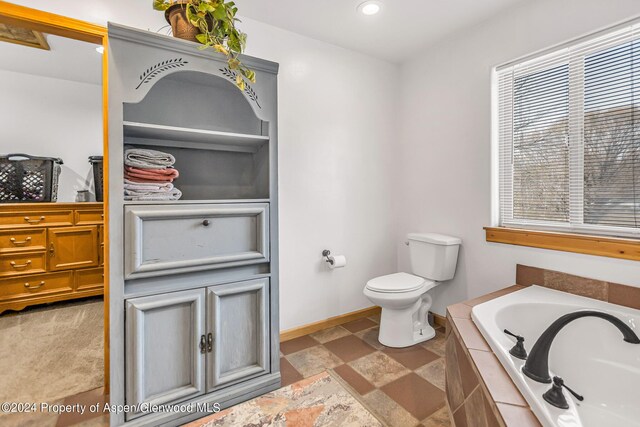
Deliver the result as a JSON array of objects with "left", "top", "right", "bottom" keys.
[{"left": 484, "top": 227, "right": 640, "bottom": 261}]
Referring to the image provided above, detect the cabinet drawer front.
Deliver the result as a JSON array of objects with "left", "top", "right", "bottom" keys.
[
  {"left": 0, "top": 228, "right": 46, "bottom": 253},
  {"left": 74, "top": 210, "right": 104, "bottom": 225},
  {"left": 0, "top": 210, "right": 73, "bottom": 229},
  {"left": 0, "top": 271, "right": 73, "bottom": 300},
  {"left": 0, "top": 252, "right": 46, "bottom": 277},
  {"left": 76, "top": 268, "right": 104, "bottom": 292},
  {"left": 125, "top": 203, "right": 269, "bottom": 279}
]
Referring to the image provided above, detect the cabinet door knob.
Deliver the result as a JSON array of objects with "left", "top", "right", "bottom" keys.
[
  {"left": 199, "top": 335, "right": 206, "bottom": 354},
  {"left": 207, "top": 333, "right": 214, "bottom": 352},
  {"left": 49, "top": 243, "right": 55, "bottom": 257},
  {"left": 202, "top": 219, "right": 211, "bottom": 227}
]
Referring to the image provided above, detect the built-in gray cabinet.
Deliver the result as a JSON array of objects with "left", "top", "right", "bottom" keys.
[
  {"left": 125, "top": 289, "right": 206, "bottom": 420},
  {"left": 108, "top": 23, "right": 280, "bottom": 427},
  {"left": 207, "top": 278, "right": 269, "bottom": 391}
]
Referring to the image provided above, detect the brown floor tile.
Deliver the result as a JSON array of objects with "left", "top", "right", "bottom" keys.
[
  {"left": 324, "top": 334, "right": 375, "bottom": 363},
  {"left": 383, "top": 345, "right": 440, "bottom": 370},
  {"left": 286, "top": 345, "right": 342, "bottom": 378},
  {"left": 333, "top": 364, "right": 375, "bottom": 395},
  {"left": 415, "top": 358, "right": 445, "bottom": 391},
  {"left": 309, "top": 326, "right": 351, "bottom": 343},
  {"left": 71, "top": 414, "right": 110, "bottom": 427},
  {"left": 349, "top": 352, "right": 410, "bottom": 387},
  {"left": 355, "top": 326, "right": 385, "bottom": 350},
  {"left": 280, "top": 335, "right": 319, "bottom": 355},
  {"left": 422, "top": 406, "right": 451, "bottom": 427},
  {"left": 280, "top": 357, "right": 303, "bottom": 386},
  {"left": 0, "top": 411, "right": 59, "bottom": 427},
  {"left": 381, "top": 373, "right": 445, "bottom": 421},
  {"left": 342, "top": 317, "right": 377, "bottom": 333},
  {"left": 422, "top": 331, "right": 446, "bottom": 357},
  {"left": 361, "top": 389, "right": 419, "bottom": 427}
]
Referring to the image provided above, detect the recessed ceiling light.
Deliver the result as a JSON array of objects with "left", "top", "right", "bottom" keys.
[
  {"left": 357, "top": 1, "right": 382, "bottom": 16},
  {"left": 95, "top": 46, "right": 104, "bottom": 54}
]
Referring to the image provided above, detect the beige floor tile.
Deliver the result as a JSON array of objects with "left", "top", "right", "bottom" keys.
[
  {"left": 286, "top": 346, "right": 342, "bottom": 378},
  {"left": 349, "top": 352, "right": 410, "bottom": 387},
  {"left": 415, "top": 358, "right": 446, "bottom": 391},
  {"left": 361, "top": 389, "right": 419, "bottom": 427},
  {"left": 309, "top": 326, "right": 351, "bottom": 343}
]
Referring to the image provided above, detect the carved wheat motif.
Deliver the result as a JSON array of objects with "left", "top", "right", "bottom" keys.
[
  {"left": 136, "top": 58, "right": 189, "bottom": 90},
  {"left": 219, "top": 67, "right": 262, "bottom": 109}
]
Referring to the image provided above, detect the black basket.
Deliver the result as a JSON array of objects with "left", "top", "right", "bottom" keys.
[
  {"left": 0, "top": 154, "right": 63, "bottom": 203},
  {"left": 89, "top": 156, "right": 104, "bottom": 202}
]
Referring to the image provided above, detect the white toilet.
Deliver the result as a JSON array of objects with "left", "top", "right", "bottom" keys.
[{"left": 363, "top": 233, "right": 461, "bottom": 348}]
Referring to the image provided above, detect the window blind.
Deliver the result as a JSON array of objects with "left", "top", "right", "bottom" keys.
[{"left": 497, "top": 22, "right": 640, "bottom": 238}]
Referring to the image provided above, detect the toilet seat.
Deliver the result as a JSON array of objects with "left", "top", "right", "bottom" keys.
[{"left": 365, "top": 272, "right": 432, "bottom": 293}]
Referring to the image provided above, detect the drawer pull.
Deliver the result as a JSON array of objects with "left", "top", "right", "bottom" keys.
[
  {"left": 24, "top": 281, "right": 45, "bottom": 290},
  {"left": 10, "top": 237, "right": 32, "bottom": 246},
  {"left": 24, "top": 216, "right": 45, "bottom": 224},
  {"left": 10, "top": 260, "right": 31, "bottom": 269},
  {"left": 202, "top": 219, "right": 211, "bottom": 227}
]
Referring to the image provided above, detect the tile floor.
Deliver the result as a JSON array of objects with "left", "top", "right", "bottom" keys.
[{"left": 280, "top": 314, "right": 451, "bottom": 427}]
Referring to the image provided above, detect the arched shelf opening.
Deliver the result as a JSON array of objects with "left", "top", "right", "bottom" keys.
[{"left": 122, "top": 71, "right": 270, "bottom": 201}]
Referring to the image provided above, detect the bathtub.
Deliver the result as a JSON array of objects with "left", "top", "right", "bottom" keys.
[{"left": 471, "top": 285, "right": 640, "bottom": 427}]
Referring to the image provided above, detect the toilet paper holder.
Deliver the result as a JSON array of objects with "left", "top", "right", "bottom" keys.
[{"left": 322, "top": 249, "right": 334, "bottom": 265}]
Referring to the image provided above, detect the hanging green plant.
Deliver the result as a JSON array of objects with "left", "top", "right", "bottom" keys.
[{"left": 153, "top": 0, "right": 256, "bottom": 90}]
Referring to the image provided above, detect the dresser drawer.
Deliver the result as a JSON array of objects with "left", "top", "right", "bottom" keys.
[
  {"left": 125, "top": 203, "right": 269, "bottom": 278},
  {"left": 76, "top": 268, "right": 104, "bottom": 292},
  {"left": 0, "top": 228, "right": 46, "bottom": 253},
  {"left": 0, "top": 210, "right": 74, "bottom": 229},
  {"left": 0, "top": 271, "right": 73, "bottom": 301},
  {"left": 75, "top": 209, "right": 104, "bottom": 225},
  {"left": 0, "top": 251, "right": 46, "bottom": 277}
]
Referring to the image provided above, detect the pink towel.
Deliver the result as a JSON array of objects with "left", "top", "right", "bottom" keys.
[{"left": 125, "top": 166, "right": 179, "bottom": 183}]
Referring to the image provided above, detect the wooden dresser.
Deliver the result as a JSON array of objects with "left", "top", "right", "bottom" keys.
[{"left": 0, "top": 202, "right": 104, "bottom": 314}]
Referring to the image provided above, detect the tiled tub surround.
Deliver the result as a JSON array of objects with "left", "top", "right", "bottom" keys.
[
  {"left": 472, "top": 286, "right": 640, "bottom": 427},
  {"left": 445, "top": 265, "right": 640, "bottom": 427}
]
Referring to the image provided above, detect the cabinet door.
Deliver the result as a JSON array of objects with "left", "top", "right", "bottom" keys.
[
  {"left": 48, "top": 226, "right": 99, "bottom": 271},
  {"left": 126, "top": 289, "right": 206, "bottom": 420},
  {"left": 206, "top": 278, "right": 269, "bottom": 391}
]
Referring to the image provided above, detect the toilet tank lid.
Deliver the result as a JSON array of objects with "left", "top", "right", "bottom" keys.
[{"left": 408, "top": 233, "right": 461, "bottom": 246}]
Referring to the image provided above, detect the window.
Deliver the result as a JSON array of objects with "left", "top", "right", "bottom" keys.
[{"left": 496, "top": 23, "right": 640, "bottom": 238}]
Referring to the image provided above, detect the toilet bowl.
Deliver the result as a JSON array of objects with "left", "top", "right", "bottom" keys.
[
  {"left": 364, "top": 272, "right": 438, "bottom": 347},
  {"left": 363, "top": 232, "right": 461, "bottom": 348}
]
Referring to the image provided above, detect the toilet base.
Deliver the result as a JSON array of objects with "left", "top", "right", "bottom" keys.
[{"left": 377, "top": 304, "right": 437, "bottom": 348}]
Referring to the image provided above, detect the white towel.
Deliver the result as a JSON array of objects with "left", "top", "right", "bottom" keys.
[
  {"left": 124, "top": 187, "right": 182, "bottom": 201},
  {"left": 124, "top": 148, "right": 175, "bottom": 169}
]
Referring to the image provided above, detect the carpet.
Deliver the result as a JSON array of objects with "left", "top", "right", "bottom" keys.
[
  {"left": 0, "top": 298, "right": 104, "bottom": 404},
  {"left": 183, "top": 371, "right": 383, "bottom": 427}
]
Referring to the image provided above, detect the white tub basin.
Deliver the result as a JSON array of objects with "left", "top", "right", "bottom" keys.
[{"left": 471, "top": 285, "right": 640, "bottom": 427}]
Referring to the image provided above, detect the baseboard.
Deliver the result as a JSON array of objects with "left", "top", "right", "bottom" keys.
[
  {"left": 280, "top": 306, "right": 381, "bottom": 342},
  {"left": 433, "top": 312, "right": 447, "bottom": 329},
  {"left": 280, "top": 306, "right": 447, "bottom": 342}
]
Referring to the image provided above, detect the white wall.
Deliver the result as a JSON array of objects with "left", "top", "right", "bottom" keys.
[
  {"left": 12, "top": 0, "right": 401, "bottom": 329},
  {"left": 398, "top": 0, "right": 640, "bottom": 315},
  {"left": 0, "top": 70, "right": 102, "bottom": 202}
]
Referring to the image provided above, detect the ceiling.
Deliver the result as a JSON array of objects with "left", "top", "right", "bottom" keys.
[
  {"left": 0, "top": 34, "right": 101, "bottom": 85},
  {"left": 238, "top": 0, "right": 526, "bottom": 63}
]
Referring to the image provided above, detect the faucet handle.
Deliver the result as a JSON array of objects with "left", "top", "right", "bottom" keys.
[
  {"left": 543, "top": 376, "right": 583, "bottom": 409},
  {"left": 503, "top": 329, "right": 527, "bottom": 360}
]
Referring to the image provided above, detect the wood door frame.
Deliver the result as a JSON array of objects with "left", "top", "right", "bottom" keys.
[{"left": 0, "top": 1, "right": 111, "bottom": 392}]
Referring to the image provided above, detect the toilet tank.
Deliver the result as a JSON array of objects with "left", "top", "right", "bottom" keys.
[{"left": 408, "top": 233, "right": 461, "bottom": 281}]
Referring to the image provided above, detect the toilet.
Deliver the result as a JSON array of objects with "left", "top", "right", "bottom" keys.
[{"left": 364, "top": 233, "right": 461, "bottom": 348}]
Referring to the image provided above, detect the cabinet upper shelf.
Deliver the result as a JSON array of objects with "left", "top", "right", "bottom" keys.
[{"left": 123, "top": 121, "right": 269, "bottom": 153}]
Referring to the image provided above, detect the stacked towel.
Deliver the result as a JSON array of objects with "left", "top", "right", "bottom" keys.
[{"left": 124, "top": 148, "right": 182, "bottom": 201}]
